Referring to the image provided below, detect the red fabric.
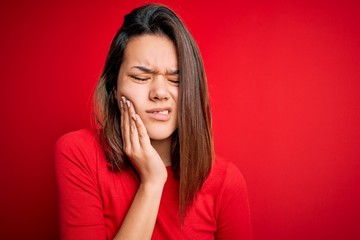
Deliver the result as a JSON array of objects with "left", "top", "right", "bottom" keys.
[{"left": 54, "top": 129, "right": 252, "bottom": 240}]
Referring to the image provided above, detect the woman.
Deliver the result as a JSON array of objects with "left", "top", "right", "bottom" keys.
[{"left": 55, "top": 4, "right": 252, "bottom": 240}]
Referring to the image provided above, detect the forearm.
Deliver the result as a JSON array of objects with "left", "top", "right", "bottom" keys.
[{"left": 113, "top": 182, "right": 165, "bottom": 240}]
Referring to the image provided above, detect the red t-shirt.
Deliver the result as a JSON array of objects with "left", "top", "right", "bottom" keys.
[{"left": 54, "top": 129, "right": 252, "bottom": 239}]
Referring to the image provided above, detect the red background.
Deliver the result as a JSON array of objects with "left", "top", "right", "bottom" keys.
[{"left": 1, "top": 0, "right": 359, "bottom": 239}]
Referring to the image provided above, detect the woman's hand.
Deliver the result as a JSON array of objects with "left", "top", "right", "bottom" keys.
[
  {"left": 112, "top": 97, "right": 168, "bottom": 240},
  {"left": 119, "top": 96, "right": 167, "bottom": 185}
]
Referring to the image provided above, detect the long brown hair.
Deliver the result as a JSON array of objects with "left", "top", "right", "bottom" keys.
[{"left": 94, "top": 4, "right": 214, "bottom": 217}]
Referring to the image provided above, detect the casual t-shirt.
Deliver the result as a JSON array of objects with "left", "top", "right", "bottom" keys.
[{"left": 54, "top": 129, "right": 252, "bottom": 239}]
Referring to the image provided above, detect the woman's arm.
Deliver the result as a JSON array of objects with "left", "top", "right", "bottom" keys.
[
  {"left": 55, "top": 132, "right": 107, "bottom": 240},
  {"left": 215, "top": 163, "right": 253, "bottom": 240},
  {"left": 113, "top": 97, "right": 167, "bottom": 239},
  {"left": 113, "top": 181, "right": 164, "bottom": 239}
]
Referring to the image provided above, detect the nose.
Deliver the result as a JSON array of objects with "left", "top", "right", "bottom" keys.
[{"left": 149, "top": 75, "right": 170, "bottom": 101}]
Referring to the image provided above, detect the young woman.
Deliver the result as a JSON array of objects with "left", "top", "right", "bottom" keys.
[{"left": 55, "top": 4, "right": 252, "bottom": 240}]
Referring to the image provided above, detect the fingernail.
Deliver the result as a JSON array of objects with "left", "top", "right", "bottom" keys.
[
  {"left": 121, "top": 96, "right": 126, "bottom": 103},
  {"left": 120, "top": 100, "right": 123, "bottom": 108},
  {"left": 131, "top": 114, "right": 137, "bottom": 121},
  {"left": 126, "top": 100, "right": 131, "bottom": 108}
]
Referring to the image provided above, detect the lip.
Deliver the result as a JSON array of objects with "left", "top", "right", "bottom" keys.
[{"left": 145, "top": 107, "right": 172, "bottom": 121}]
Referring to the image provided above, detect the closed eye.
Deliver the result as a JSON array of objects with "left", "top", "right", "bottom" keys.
[
  {"left": 169, "top": 79, "right": 179, "bottom": 85},
  {"left": 167, "top": 74, "right": 179, "bottom": 85},
  {"left": 130, "top": 75, "right": 150, "bottom": 81}
]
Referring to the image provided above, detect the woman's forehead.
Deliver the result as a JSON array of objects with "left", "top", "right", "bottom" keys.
[{"left": 122, "top": 34, "right": 178, "bottom": 71}]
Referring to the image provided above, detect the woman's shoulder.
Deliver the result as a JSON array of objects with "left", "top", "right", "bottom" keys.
[
  {"left": 56, "top": 128, "right": 98, "bottom": 143},
  {"left": 54, "top": 128, "right": 103, "bottom": 162},
  {"left": 56, "top": 128, "right": 100, "bottom": 149},
  {"left": 206, "top": 155, "right": 248, "bottom": 191},
  {"left": 209, "top": 157, "right": 252, "bottom": 239},
  {"left": 212, "top": 156, "right": 244, "bottom": 177}
]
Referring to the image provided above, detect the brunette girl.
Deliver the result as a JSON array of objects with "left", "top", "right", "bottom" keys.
[{"left": 55, "top": 4, "right": 252, "bottom": 239}]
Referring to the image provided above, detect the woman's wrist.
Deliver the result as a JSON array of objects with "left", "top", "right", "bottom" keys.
[{"left": 141, "top": 175, "right": 167, "bottom": 185}]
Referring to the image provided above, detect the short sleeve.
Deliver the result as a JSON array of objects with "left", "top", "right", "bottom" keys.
[
  {"left": 54, "top": 130, "right": 106, "bottom": 240},
  {"left": 215, "top": 162, "right": 253, "bottom": 240}
]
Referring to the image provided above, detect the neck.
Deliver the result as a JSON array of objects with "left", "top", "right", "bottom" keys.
[{"left": 151, "top": 136, "right": 172, "bottom": 166}]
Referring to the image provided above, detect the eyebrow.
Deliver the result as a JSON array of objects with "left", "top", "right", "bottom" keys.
[{"left": 132, "top": 66, "right": 179, "bottom": 75}]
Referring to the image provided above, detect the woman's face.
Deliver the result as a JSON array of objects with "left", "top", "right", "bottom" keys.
[{"left": 116, "top": 34, "right": 179, "bottom": 141}]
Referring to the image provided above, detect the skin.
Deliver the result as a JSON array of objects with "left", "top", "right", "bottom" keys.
[{"left": 113, "top": 34, "right": 179, "bottom": 239}]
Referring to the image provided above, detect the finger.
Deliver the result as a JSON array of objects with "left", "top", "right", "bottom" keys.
[
  {"left": 132, "top": 114, "right": 151, "bottom": 148},
  {"left": 119, "top": 98, "right": 125, "bottom": 146},
  {"left": 121, "top": 96, "right": 131, "bottom": 152},
  {"left": 127, "top": 100, "right": 141, "bottom": 152}
]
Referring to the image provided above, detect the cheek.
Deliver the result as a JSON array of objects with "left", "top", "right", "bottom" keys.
[
  {"left": 117, "top": 83, "right": 137, "bottom": 101},
  {"left": 172, "top": 88, "right": 179, "bottom": 106},
  {"left": 117, "top": 86, "right": 144, "bottom": 112}
]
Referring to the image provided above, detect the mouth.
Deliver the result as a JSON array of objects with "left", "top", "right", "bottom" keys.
[
  {"left": 157, "top": 110, "right": 169, "bottom": 115},
  {"left": 146, "top": 108, "right": 171, "bottom": 121}
]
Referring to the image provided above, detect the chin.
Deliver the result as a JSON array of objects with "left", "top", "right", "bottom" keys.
[
  {"left": 144, "top": 122, "right": 177, "bottom": 142},
  {"left": 148, "top": 132, "right": 174, "bottom": 141},
  {"left": 147, "top": 128, "right": 176, "bottom": 142}
]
